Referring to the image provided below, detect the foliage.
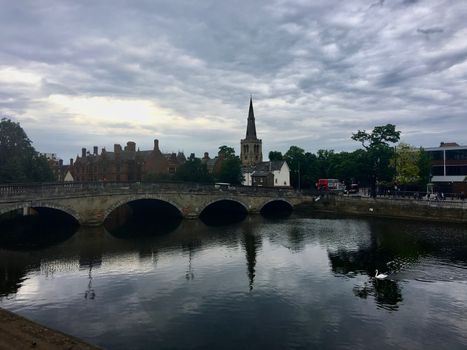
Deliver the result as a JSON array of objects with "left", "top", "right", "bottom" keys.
[
  {"left": 218, "top": 145, "right": 236, "bottom": 159},
  {"left": 216, "top": 145, "right": 243, "bottom": 184},
  {"left": 351, "top": 124, "right": 401, "bottom": 150},
  {"left": 174, "top": 154, "right": 213, "bottom": 183},
  {"left": 0, "top": 118, "right": 54, "bottom": 183},
  {"left": 268, "top": 151, "right": 283, "bottom": 161},
  {"left": 417, "top": 148, "right": 431, "bottom": 187},
  {"left": 351, "top": 124, "right": 401, "bottom": 196},
  {"left": 390, "top": 143, "right": 421, "bottom": 185}
]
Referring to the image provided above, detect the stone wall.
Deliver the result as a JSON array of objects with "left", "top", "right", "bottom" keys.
[{"left": 311, "top": 195, "right": 467, "bottom": 223}]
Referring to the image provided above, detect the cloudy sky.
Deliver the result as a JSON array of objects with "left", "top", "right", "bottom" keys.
[{"left": 1, "top": 0, "right": 466, "bottom": 162}]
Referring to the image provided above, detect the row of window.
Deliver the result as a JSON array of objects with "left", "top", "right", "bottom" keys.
[
  {"left": 427, "top": 149, "right": 467, "bottom": 161},
  {"left": 431, "top": 165, "right": 467, "bottom": 176}
]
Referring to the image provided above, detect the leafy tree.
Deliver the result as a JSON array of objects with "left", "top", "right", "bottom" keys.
[
  {"left": 174, "top": 154, "right": 213, "bottom": 183},
  {"left": 218, "top": 145, "right": 236, "bottom": 159},
  {"left": 0, "top": 118, "right": 54, "bottom": 183},
  {"left": 351, "top": 124, "right": 401, "bottom": 150},
  {"left": 284, "top": 146, "right": 305, "bottom": 189},
  {"left": 418, "top": 148, "right": 431, "bottom": 188},
  {"left": 216, "top": 146, "right": 243, "bottom": 184},
  {"left": 390, "top": 143, "right": 421, "bottom": 185},
  {"left": 268, "top": 151, "right": 283, "bottom": 161},
  {"left": 351, "top": 124, "right": 401, "bottom": 197}
]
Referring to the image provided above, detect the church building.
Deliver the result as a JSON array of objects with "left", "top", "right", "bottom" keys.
[
  {"left": 240, "top": 97, "right": 263, "bottom": 166},
  {"left": 240, "top": 97, "right": 290, "bottom": 187}
]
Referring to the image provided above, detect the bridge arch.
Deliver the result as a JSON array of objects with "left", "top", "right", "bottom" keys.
[
  {"left": 103, "top": 194, "right": 184, "bottom": 221},
  {"left": 259, "top": 198, "right": 294, "bottom": 217},
  {"left": 0, "top": 202, "right": 81, "bottom": 223},
  {"left": 199, "top": 198, "right": 250, "bottom": 216}
]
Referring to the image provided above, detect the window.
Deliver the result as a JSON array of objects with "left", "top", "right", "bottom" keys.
[
  {"left": 431, "top": 166, "right": 444, "bottom": 176},
  {"left": 427, "top": 151, "right": 443, "bottom": 160},
  {"left": 446, "top": 149, "right": 467, "bottom": 161},
  {"left": 446, "top": 165, "right": 467, "bottom": 175}
]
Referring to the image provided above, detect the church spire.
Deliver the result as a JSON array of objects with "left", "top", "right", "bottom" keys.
[{"left": 245, "top": 96, "right": 257, "bottom": 140}]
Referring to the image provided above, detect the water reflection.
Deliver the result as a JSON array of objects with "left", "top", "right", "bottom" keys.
[
  {"left": 1, "top": 215, "right": 467, "bottom": 350},
  {"left": 0, "top": 214, "right": 78, "bottom": 250}
]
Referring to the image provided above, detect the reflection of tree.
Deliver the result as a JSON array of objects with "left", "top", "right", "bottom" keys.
[
  {"left": 353, "top": 279, "right": 403, "bottom": 311},
  {"left": 241, "top": 231, "right": 261, "bottom": 291}
]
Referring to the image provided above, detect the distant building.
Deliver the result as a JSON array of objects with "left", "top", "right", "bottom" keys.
[
  {"left": 239, "top": 98, "right": 290, "bottom": 187},
  {"left": 243, "top": 161, "right": 290, "bottom": 187},
  {"left": 41, "top": 152, "right": 66, "bottom": 181},
  {"left": 240, "top": 97, "right": 263, "bottom": 167},
  {"left": 69, "top": 139, "right": 185, "bottom": 182},
  {"left": 425, "top": 142, "right": 467, "bottom": 193},
  {"left": 201, "top": 151, "right": 225, "bottom": 175}
]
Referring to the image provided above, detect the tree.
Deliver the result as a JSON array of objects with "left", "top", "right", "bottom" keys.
[
  {"left": 268, "top": 151, "right": 283, "bottom": 161},
  {"left": 390, "top": 143, "right": 421, "bottom": 185},
  {"left": 218, "top": 145, "right": 236, "bottom": 159},
  {"left": 351, "top": 124, "right": 401, "bottom": 150},
  {"left": 216, "top": 146, "right": 243, "bottom": 184},
  {"left": 174, "top": 154, "right": 213, "bottom": 183},
  {"left": 351, "top": 124, "right": 401, "bottom": 197},
  {"left": 0, "top": 118, "right": 54, "bottom": 183},
  {"left": 284, "top": 146, "right": 306, "bottom": 189}
]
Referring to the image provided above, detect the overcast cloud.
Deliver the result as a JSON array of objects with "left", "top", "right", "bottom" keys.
[{"left": 1, "top": 0, "right": 466, "bottom": 162}]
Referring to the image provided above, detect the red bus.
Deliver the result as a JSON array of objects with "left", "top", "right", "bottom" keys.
[{"left": 317, "top": 179, "right": 341, "bottom": 191}]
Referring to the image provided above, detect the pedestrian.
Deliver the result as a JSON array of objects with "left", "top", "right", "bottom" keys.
[{"left": 461, "top": 192, "right": 465, "bottom": 201}]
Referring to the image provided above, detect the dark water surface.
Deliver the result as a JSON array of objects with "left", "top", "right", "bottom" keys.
[{"left": 1, "top": 214, "right": 467, "bottom": 349}]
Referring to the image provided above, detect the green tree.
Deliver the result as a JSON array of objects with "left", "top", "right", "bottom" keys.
[
  {"left": 174, "top": 154, "right": 213, "bottom": 183},
  {"left": 216, "top": 146, "right": 243, "bottom": 184},
  {"left": 218, "top": 145, "right": 236, "bottom": 159},
  {"left": 390, "top": 143, "right": 421, "bottom": 185},
  {"left": 268, "top": 151, "right": 283, "bottom": 161},
  {"left": 351, "top": 124, "right": 401, "bottom": 197},
  {"left": 418, "top": 148, "right": 431, "bottom": 188},
  {"left": 0, "top": 118, "right": 54, "bottom": 183},
  {"left": 284, "top": 146, "right": 306, "bottom": 189}
]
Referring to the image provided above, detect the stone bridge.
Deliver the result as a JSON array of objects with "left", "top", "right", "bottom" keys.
[{"left": 0, "top": 182, "right": 311, "bottom": 226}]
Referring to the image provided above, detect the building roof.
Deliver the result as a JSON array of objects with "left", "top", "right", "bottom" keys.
[{"left": 243, "top": 161, "right": 287, "bottom": 176}]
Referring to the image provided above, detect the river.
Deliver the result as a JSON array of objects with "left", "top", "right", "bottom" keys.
[{"left": 1, "top": 213, "right": 467, "bottom": 349}]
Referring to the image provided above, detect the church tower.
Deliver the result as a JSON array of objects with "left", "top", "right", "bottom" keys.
[{"left": 240, "top": 97, "right": 263, "bottom": 166}]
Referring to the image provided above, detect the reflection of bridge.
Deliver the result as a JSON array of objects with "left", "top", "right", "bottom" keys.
[{"left": 0, "top": 182, "right": 310, "bottom": 226}]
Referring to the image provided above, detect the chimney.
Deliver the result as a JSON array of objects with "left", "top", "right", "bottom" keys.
[
  {"left": 154, "top": 139, "right": 159, "bottom": 151},
  {"left": 93, "top": 146, "right": 98, "bottom": 155},
  {"left": 203, "top": 152, "right": 209, "bottom": 159},
  {"left": 127, "top": 141, "right": 136, "bottom": 152},
  {"left": 70, "top": 158, "right": 74, "bottom": 166},
  {"left": 59, "top": 159, "right": 63, "bottom": 167},
  {"left": 114, "top": 144, "right": 122, "bottom": 153},
  {"left": 81, "top": 148, "right": 86, "bottom": 158}
]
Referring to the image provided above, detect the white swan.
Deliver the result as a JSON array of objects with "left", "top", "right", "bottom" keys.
[{"left": 375, "top": 269, "right": 388, "bottom": 279}]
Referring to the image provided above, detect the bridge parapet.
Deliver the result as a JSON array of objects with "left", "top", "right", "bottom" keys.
[{"left": 0, "top": 182, "right": 299, "bottom": 201}]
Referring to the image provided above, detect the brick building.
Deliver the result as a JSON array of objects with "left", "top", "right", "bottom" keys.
[{"left": 70, "top": 139, "right": 185, "bottom": 182}]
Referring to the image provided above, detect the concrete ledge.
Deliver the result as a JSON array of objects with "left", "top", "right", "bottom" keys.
[{"left": 0, "top": 308, "right": 100, "bottom": 350}]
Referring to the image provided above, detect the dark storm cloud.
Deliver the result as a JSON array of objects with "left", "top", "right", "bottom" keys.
[{"left": 1, "top": 0, "right": 467, "bottom": 161}]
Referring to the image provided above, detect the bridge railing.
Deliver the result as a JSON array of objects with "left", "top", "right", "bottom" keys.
[{"left": 0, "top": 182, "right": 300, "bottom": 200}]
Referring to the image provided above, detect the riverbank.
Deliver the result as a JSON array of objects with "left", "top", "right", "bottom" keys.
[
  {"left": 304, "top": 195, "right": 467, "bottom": 223},
  {"left": 0, "top": 308, "right": 99, "bottom": 350}
]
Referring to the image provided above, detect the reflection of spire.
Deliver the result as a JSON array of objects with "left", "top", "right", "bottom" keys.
[
  {"left": 84, "top": 264, "right": 96, "bottom": 300},
  {"left": 186, "top": 247, "right": 194, "bottom": 280},
  {"left": 242, "top": 232, "right": 261, "bottom": 291}
]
